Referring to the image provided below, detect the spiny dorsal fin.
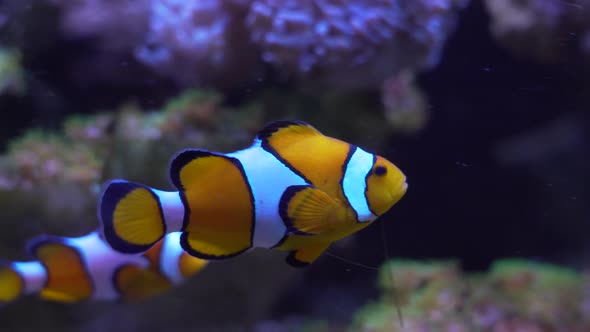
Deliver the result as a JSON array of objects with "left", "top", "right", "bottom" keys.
[{"left": 256, "top": 120, "right": 322, "bottom": 143}]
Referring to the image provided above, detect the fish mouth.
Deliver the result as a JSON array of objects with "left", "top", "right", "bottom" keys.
[{"left": 388, "top": 178, "right": 408, "bottom": 206}]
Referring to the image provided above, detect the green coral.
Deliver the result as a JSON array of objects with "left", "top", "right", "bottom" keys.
[
  {"left": 0, "top": 88, "right": 263, "bottom": 242},
  {"left": 351, "top": 259, "right": 590, "bottom": 332}
]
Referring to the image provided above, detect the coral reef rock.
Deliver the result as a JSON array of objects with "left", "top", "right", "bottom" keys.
[
  {"left": 247, "top": 0, "right": 469, "bottom": 89},
  {"left": 350, "top": 259, "right": 590, "bottom": 332},
  {"left": 485, "top": 0, "right": 590, "bottom": 64},
  {"left": 47, "top": 0, "right": 467, "bottom": 90}
]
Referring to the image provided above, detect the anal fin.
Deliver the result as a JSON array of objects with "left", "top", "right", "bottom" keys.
[
  {"left": 115, "top": 265, "right": 171, "bottom": 301},
  {"left": 286, "top": 241, "right": 331, "bottom": 268},
  {"left": 180, "top": 232, "right": 250, "bottom": 260}
]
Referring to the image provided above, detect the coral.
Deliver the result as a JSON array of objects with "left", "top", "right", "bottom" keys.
[
  {"left": 0, "top": 89, "right": 313, "bottom": 331},
  {"left": 382, "top": 70, "right": 428, "bottom": 133},
  {"left": 46, "top": 0, "right": 466, "bottom": 90},
  {"left": 0, "top": 89, "right": 262, "bottom": 241},
  {"left": 135, "top": 0, "right": 259, "bottom": 87},
  {"left": 485, "top": 0, "right": 590, "bottom": 64},
  {"left": 48, "top": 0, "right": 150, "bottom": 52},
  {"left": 247, "top": 0, "right": 468, "bottom": 89},
  {"left": 0, "top": 47, "right": 25, "bottom": 96},
  {"left": 350, "top": 259, "right": 590, "bottom": 332}
]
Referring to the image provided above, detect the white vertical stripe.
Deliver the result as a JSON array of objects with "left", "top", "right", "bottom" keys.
[
  {"left": 153, "top": 190, "right": 185, "bottom": 233},
  {"left": 228, "top": 140, "right": 307, "bottom": 248},
  {"left": 66, "top": 231, "right": 149, "bottom": 300},
  {"left": 159, "top": 232, "right": 185, "bottom": 284},
  {"left": 342, "top": 147, "right": 378, "bottom": 222},
  {"left": 13, "top": 261, "right": 47, "bottom": 294}
]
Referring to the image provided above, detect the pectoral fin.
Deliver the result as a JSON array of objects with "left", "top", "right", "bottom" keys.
[
  {"left": 280, "top": 185, "right": 340, "bottom": 235},
  {"left": 286, "top": 242, "right": 331, "bottom": 268}
]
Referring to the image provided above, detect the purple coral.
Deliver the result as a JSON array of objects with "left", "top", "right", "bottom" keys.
[
  {"left": 48, "top": 0, "right": 466, "bottom": 89},
  {"left": 246, "top": 0, "right": 467, "bottom": 88},
  {"left": 49, "top": 0, "right": 150, "bottom": 52},
  {"left": 135, "top": 0, "right": 258, "bottom": 86}
]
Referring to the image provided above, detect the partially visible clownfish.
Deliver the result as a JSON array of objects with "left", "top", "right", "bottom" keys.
[
  {"left": 0, "top": 231, "right": 207, "bottom": 304},
  {"left": 99, "top": 120, "right": 408, "bottom": 267}
]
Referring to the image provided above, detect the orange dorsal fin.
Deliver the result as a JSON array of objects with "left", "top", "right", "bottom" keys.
[
  {"left": 28, "top": 236, "right": 93, "bottom": 302},
  {"left": 257, "top": 120, "right": 351, "bottom": 199},
  {"left": 256, "top": 120, "right": 322, "bottom": 147}
]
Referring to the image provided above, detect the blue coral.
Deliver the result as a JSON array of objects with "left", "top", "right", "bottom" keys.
[
  {"left": 246, "top": 0, "right": 467, "bottom": 77},
  {"left": 49, "top": 0, "right": 467, "bottom": 89}
]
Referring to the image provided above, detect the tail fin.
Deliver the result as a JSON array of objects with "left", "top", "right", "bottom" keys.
[
  {"left": 27, "top": 235, "right": 93, "bottom": 302},
  {"left": 0, "top": 261, "right": 25, "bottom": 303},
  {"left": 99, "top": 180, "right": 166, "bottom": 254}
]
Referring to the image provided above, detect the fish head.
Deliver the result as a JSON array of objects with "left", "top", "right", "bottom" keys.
[{"left": 365, "top": 155, "right": 407, "bottom": 217}]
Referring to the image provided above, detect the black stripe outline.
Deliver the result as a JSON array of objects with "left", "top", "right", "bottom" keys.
[
  {"left": 256, "top": 120, "right": 314, "bottom": 185},
  {"left": 170, "top": 150, "right": 256, "bottom": 258},
  {"left": 364, "top": 154, "right": 379, "bottom": 217},
  {"left": 338, "top": 144, "right": 360, "bottom": 222},
  {"left": 278, "top": 185, "right": 315, "bottom": 236}
]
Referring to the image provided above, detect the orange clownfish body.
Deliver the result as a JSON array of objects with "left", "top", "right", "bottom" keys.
[
  {"left": 0, "top": 231, "right": 207, "bottom": 304},
  {"left": 99, "top": 120, "right": 408, "bottom": 267}
]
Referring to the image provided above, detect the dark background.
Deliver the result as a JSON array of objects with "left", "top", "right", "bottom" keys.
[{"left": 0, "top": 1, "right": 588, "bottom": 325}]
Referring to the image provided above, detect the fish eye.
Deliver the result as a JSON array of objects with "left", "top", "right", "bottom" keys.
[{"left": 374, "top": 165, "right": 387, "bottom": 176}]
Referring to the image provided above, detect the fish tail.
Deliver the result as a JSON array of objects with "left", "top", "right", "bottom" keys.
[
  {"left": 0, "top": 260, "right": 46, "bottom": 303},
  {"left": 99, "top": 180, "right": 168, "bottom": 254}
]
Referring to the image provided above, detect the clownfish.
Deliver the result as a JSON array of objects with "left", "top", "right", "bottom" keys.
[
  {"left": 99, "top": 120, "right": 407, "bottom": 267},
  {"left": 0, "top": 231, "right": 207, "bottom": 304}
]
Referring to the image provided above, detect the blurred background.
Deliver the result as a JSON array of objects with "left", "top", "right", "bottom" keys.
[{"left": 0, "top": 1, "right": 588, "bottom": 331}]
